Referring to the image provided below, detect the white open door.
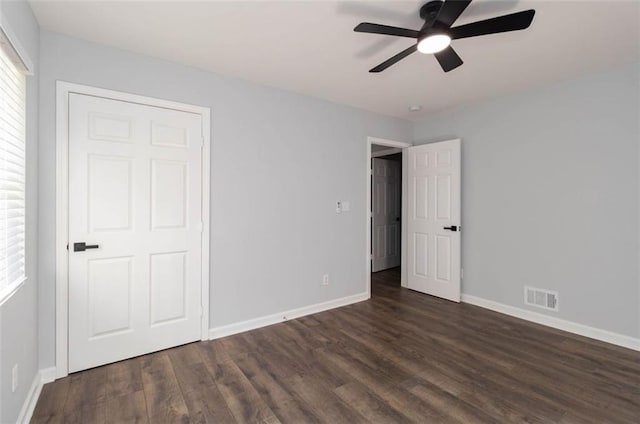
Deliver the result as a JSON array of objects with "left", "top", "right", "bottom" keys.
[
  {"left": 67, "top": 93, "right": 204, "bottom": 372},
  {"left": 372, "top": 158, "right": 401, "bottom": 272},
  {"left": 406, "top": 139, "right": 461, "bottom": 302}
]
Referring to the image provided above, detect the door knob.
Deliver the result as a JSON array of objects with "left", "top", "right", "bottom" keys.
[
  {"left": 443, "top": 225, "right": 458, "bottom": 232},
  {"left": 74, "top": 242, "right": 100, "bottom": 252}
]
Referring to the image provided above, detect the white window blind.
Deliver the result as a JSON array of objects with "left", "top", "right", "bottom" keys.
[{"left": 0, "top": 32, "right": 27, "bottom": 303}]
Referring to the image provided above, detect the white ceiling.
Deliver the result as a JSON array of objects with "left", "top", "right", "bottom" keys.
[{"left": 30, "top": 0, "right": 640, "bottom": 120}]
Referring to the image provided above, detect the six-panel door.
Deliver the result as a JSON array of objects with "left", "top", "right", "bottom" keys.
[
  {"left": 68, "top": 93, "right": 203, "bottom": 372},
  {"left": 406, "top": 140, "right": 461, "bottom": 302},
  {"left": 372, "top": 158, "right": 401, "bottom": 272}
]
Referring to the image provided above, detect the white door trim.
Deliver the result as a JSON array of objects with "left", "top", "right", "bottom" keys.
[
  {"left": 371, "top": 147, "right": 402, "bottom": 158},
  {"left": 366, "top": 137, "right": 412, "bottom": 297},
  {"left": 55, "top": 81, "right": 211, "bottom": 378}
]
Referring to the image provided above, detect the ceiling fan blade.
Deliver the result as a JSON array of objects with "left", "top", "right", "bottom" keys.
[
  {"left": 450, "top": 10, "right": 535, "bottom": 39},
  {"left": 434, "top": 46, "right": 463, "bottom": 72},
  {"left": 354, "top": 23, "right": 419, "bottom": 39},
  {"left": 370, "top": 45, "right": 418, "bottom": 73},
  {"left": 434, "top": 0, "right": 472, "bottom": 29}
]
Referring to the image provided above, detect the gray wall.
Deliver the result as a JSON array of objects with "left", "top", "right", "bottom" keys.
[
  {"left": 13, "top": 13, "right": 637, "bottom": 394},
  {"left": 0, "top": 0, "right": 39, "bottom": 422},
  {"left": 413, "top": 63, "right": 640, "bottom": 338},
  {"left": 38, "top": 31, "right": 412, "bottom": 368}
]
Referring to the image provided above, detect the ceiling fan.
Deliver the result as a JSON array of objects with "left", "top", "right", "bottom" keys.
[{"left": 354, "top": 0, "right": 535, "bottom": 73}]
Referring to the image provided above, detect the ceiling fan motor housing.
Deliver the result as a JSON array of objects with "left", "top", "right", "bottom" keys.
[
  {"left": 419, "top": 1, "right": 447, "bottom": 40},
  {"left": 420, "top": 1, "right": 445, "bottom": 28}
]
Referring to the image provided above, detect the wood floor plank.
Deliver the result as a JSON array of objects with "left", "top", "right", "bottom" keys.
[
  {"left": 266, "top": 325, "right": 351, "bottom": 389},
  {"left": 212, "top": 358, "right": 281, "bottom": 424},
  {"left": 140, "top": 351, "right": 190, "bottom": 423},
  {"left": 104, "top": 356, "right": 143, "bottom": 399},
  {"left": 62, "top": 403, "right": 106, "bottom": 424},
  {"left": 333, "top": 381, "right": 414, "bottom": 423},
  {"left": 361, "top": 383, "right": 445, "bottom": 423},
  {"left": 105, "top": 390, "right": 148, "bottom": 423},
  {"left": 31, "top": 377, "right": 71, "bottom": 424},
  {"left": 168, "top": 344, "right": 216, "bottom": 396},
  {"left": 31, "top": 267, "right": 640, "bottom": 423},
  {"left": 196, "top": 339, "right": 233, "bottom": 380},
  {"left": 287, "top": 374, "right": 368, "bottom": 424},
  {"left": 62, "top": 367, "right": 108, "bottom": 424},
  {"left": 63, "top": 367, "right": 108, "bottom": 410},
  {"left": 315, "top": 344, "right": 402, "bottom": 396},
  {"left": 414, "top": 366, "right": 555, "bottom": 423},
  {"left": 182, "top": 384, "right": 237, "bottom": 424},
  {"left": 234, "top": 352, "right": 321, "bottom": 423},
  {"left": 341, "top": 326, "right": 563, "bottom": 422},
  {"left": 240, "top": 331, "right": 301, "bottom": 381},
  {"left": 406, "top": 380, "right": 498, "bottom": 424}
]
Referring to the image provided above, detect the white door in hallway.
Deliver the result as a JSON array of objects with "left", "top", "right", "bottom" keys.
[
  {"left": 406, "top": 140, "right": 461, "bottom": 302},
  {"left": 68, "top": 93, "right": 203, "bottom": 372},
  {"left": 372, "top": 158, "right": 401, "bottom": 272}
]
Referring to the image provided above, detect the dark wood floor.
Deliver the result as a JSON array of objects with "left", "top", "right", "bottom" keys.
[{"left": 33, "top": 267, "right": 640, "bottom": 423}]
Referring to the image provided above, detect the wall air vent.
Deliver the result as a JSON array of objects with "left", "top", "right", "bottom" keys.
[{"left": 524, "top": 286, "right": 559, "bottom": 312}]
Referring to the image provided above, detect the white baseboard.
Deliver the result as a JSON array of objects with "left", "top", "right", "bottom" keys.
[
  {"left": 209, "top": 292, "right": 370, "bottom": 340},
  {"left": 16, "top": 367, "right": 56, "bottom": 424},
  {"left": 462, "top": 294, "right": 640, "bottom": 352},
  {"left": 40, "top": 367, "right": 57, "bottom": 385},
  {"left": 16, "top": 373, "right": 40, "bottom": 424}
]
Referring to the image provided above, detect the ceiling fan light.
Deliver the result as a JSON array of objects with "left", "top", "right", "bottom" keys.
[{"left": 417, "top": 34, "right": 451, "bottom": 54}]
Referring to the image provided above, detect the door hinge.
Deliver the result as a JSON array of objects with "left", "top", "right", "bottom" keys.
[{"left": 198, "top": 222, "right": 204, "bottom": 233}]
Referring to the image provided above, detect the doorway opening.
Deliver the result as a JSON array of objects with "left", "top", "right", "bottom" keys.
[
  {"left": 372, "top": 149, "right": 402, "bottom": 284},
  {"left": 366, "top": 137, "right": 462, "bottom": 303},
  {"left": 366, "top": 137, "right": 412, "bottom": 297}
]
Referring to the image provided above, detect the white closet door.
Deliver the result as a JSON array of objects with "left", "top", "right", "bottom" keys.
[{"left": 68, "top": 93, "right": 203, "bottom": 372}]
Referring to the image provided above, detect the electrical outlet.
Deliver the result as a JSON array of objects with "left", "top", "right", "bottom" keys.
[
  {"left": 322, "top": 274, "right": 329, "bottom": 285},
  {"left": 12, "top": 364, "right": 18, "bottom": 393}
]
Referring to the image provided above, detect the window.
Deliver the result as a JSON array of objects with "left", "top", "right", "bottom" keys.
[{"left": 0, "top": 27, "right": 28, "bottom": 304}]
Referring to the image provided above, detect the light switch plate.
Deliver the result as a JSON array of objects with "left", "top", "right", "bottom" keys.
[
  {"left": 341, "top": 201, "right": 350, "bottom": 212},
  {"left": 12, "top": 364, "right": 18, "bottom": 392}
]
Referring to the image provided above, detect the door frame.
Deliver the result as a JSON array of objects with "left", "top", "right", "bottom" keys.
[
  {"left": 55, "top": 81, "right": 211, "bottom": 378},
  {"left": 366, "top": 137, "right": 412, "bottom": 297}
]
